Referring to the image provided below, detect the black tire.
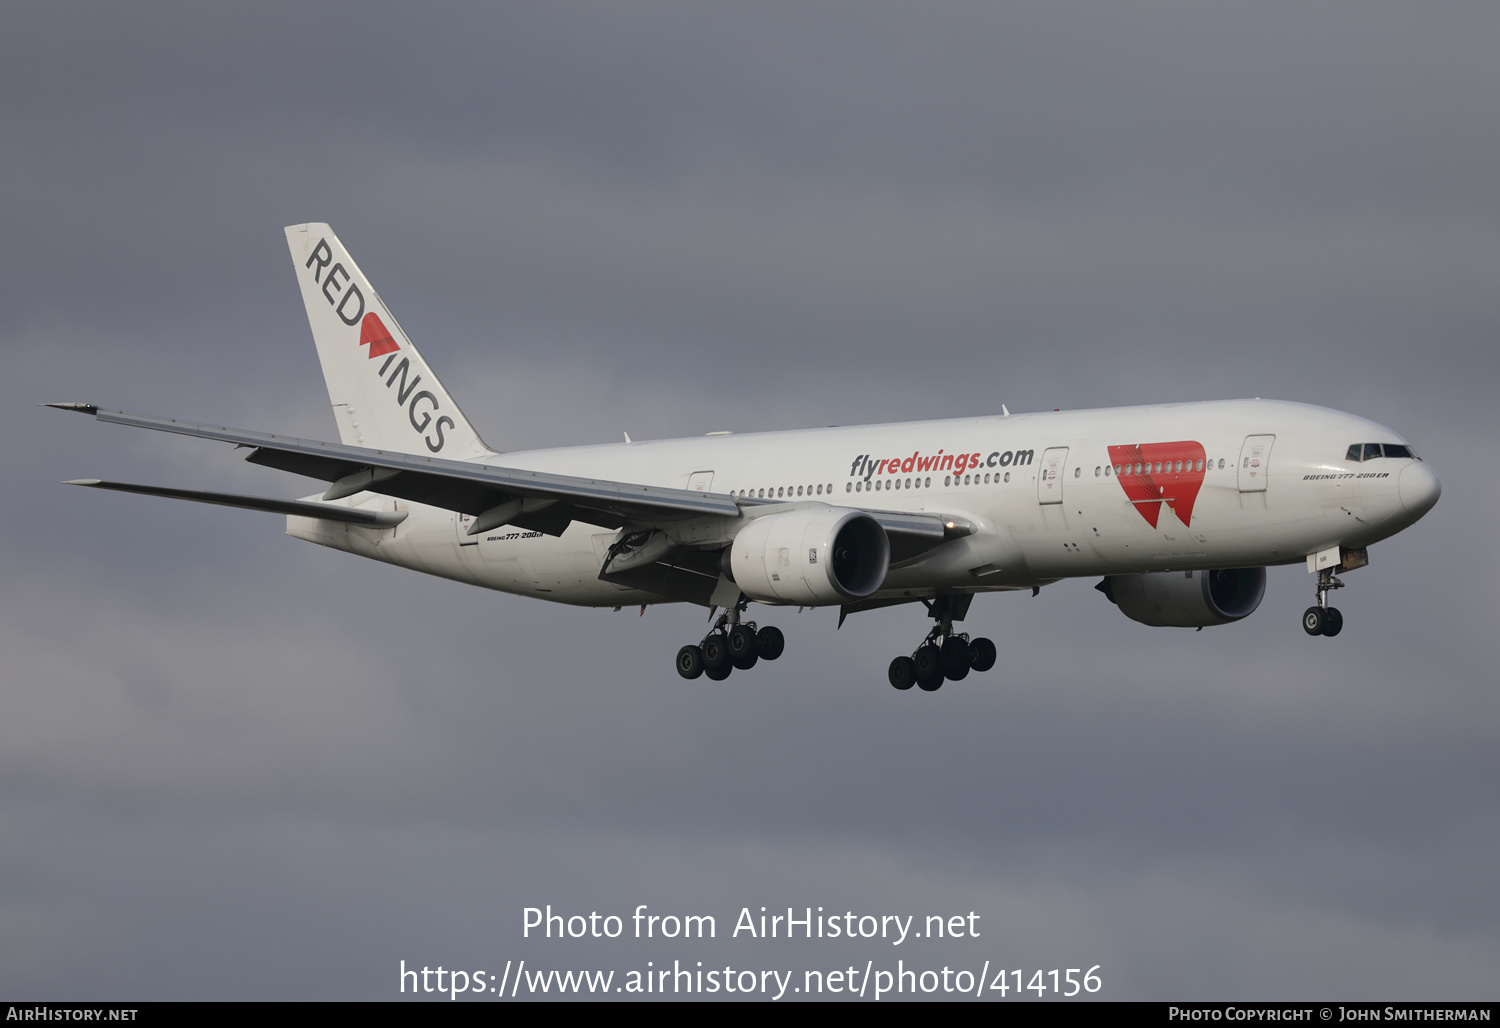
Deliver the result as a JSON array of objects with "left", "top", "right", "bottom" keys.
[
  {"left": 940, "top": 637, "right": 972, "bottom": 681},
  {"left": 727, "top": 625, "right": 759, "bottom": 669},
  {"left": 969, "top": 637, "right": 997, "bottom": 673},
  {"left": 755, "top": 625, "right": 785, "bottom": 660},
  {"left": 705, "top": 662, "right": 732, "bottom": 681},
  {"left": 913, "top": 645, "right": 942, "bottom": 685},
  {"left": 702, "top": 633, "right": 731, "bottom": 671},
  {"left": 675, "top": 645, "right": 705, "bottom": 680},
  {"left": 917, "top": 673, "right": 943, "bottom": 692},
  {"left": 1322, "top": 607, "right": 1344, "bottom": 638},
  {"left": 888, "top": 656, "right": 916, "bottom": 690},
  {"left": 1302, "top": 607, "right": 1326, "bottom": 636}
]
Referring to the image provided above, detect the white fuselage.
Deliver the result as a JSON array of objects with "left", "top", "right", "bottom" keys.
[{"left": 286, "top": 398, "right": 1438, "bottom": 608}]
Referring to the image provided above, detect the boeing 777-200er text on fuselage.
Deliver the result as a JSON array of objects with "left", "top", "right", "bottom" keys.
[{"left": 50, "top": 224, "right": 1442, "bottom": 691}]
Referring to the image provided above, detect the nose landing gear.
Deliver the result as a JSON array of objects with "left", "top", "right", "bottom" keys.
[
  {"left": 888, "top": 596, "right": 996, "bottom": 692},
  {"left": 674, "top": 600, "right": 784, "bottom": 680},
  {"left": 1303, "top": 568, "right": 1346, "bottom": 638}
]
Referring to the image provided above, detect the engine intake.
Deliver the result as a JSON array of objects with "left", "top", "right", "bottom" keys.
[
  {"left": 730, "top": 508, "right": 890, "bottom": 606},
  {"left": 1098, "top": 567, "right": 1266, "bottom": 628}
]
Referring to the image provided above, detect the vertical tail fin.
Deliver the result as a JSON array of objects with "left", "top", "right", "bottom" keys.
[{"left": 284, "top": 223, "right": 490, "bottom": 458}]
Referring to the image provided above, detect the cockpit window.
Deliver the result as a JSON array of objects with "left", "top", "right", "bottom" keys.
[{"left": 1347, "top": 442, "right": 1418, "bottom": 462}]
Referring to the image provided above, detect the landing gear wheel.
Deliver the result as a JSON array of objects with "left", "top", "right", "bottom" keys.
[
  {"left": 704, "top": 662, "right": 732, "bottom": 681},
  {"left": 1322, "top": 607, "right": 1343, "bottom": 637},
  {"left": 913, "top": 645, "right": 942, "bottom": 687},
  {"left": 675, "top": 645, "right": 705, "bottom": 680},
  {"left": 755, "top": 625, "right": 785, "bottom": 660},
  {"left": 727, "top": 625, "right": 759, "bottom": 669},
  {"left": 969, "top": 637, "right": 997, "bottom": 673},
  {"left": 701, "top": 633, "right": 731, "bottom": 672},
  {"left": 917, "top": 673, "right": 943, "bottom": 692},
  {"left": 1302, "top": 607, "right": 1326, "bottom": 636},
  {"left": 888, "top": 656, "right": 916, "bottom": 691},
  {"left": 940, "top": 637, "right": 972, "bottom": 681}
]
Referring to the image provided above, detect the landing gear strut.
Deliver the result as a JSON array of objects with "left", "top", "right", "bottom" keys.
[
  {"left": 1303, "top": 568, "right": 1345, "bottom": 638},
  {"left": 888, "top": 596, "right": 996, "bottom": 692},
  {"left": 675, "top": 599, "right": 784, "bottom": 680}
]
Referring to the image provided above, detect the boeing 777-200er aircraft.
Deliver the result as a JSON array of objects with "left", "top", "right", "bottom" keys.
[{"left": 51, "top": 224, "right": 1442, "bottom": 691}]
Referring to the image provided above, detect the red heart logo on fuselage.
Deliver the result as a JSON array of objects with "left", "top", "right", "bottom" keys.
[{"left": 1108, "top": 441, "right": 1206, "bottom": 528}]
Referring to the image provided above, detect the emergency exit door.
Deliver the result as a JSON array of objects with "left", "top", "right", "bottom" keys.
[
  {"left": 1037, "top": 447, "right": 1068, "bottom": 504},
  {"left": 1237, "top": 435, "right": 1274, "bottom": 492}
]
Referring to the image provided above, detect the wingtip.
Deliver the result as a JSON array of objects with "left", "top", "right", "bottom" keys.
[
  {"left": 42, "top": 402, "right": 99, "bottom": 415},
  {"left": 63, "top": 479, "right": 103, "bottom": 486}
]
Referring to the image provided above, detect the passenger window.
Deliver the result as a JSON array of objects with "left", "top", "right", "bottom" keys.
[
  {"left": 1217, "top": 459, "right": 1224, "bottom": 469},
  {"left": 1362, "top": 443, "right": 1382, "bottom": 461}
]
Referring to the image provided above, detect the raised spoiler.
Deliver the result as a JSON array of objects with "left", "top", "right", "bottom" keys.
[{"left": 46, "top": 405, "right": 962, "bottom": 554}]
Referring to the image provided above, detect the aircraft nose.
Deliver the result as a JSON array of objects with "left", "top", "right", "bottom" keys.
[{"left": 1398, "top": 461, "right": 1441, "bottom": 517}]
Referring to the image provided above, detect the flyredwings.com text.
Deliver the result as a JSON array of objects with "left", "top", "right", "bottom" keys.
[
  {"left": 848, "top": 448, "right": 1034, "bottom": 483},
  {"left": 399, "top": 960, "right": 1102, "bottom": 999}
]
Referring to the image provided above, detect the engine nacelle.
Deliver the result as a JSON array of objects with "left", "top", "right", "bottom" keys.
[
  {"left": 730, "top": 508, "right": 890, "bottom": 606},
  {"left": 1098, "top": 567, "right": 1266, "bottom": 628}
]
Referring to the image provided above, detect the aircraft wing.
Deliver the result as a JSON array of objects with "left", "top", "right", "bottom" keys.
[
  {"left": 50, "top": 406, "right": 968, "bottom": 554},
  {"left": 50, "top": 404, "right": 739, "bottom": 535}
]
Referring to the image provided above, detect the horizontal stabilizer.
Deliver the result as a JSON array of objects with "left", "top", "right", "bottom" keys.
[{"left": 63, "top": 479, "right": 408, "bottom": 526}]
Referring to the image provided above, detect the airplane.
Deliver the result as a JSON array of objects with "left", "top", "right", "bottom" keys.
[{"left": 49, "top": 223, "right": 1442, "bottom": 691}]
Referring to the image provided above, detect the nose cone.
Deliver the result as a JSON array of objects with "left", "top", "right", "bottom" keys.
[{"left": 1398, "top": 461, "right": 1441, "bottom": 518}]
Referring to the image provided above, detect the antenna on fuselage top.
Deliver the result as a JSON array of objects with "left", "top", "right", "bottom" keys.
[{"left": 1001, "top": 404, "right": 1010, "bottom": 417}]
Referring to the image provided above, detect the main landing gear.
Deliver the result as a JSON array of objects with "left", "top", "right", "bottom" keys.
[
  {"left": 888, "top": 597, "right": 996, "bottom": 693},
  {"left": 675, "top": 602, "right": 784, "bottom": 681},
  {"left": 1303, "top": 567, "right": 1345, "bottom": 638}
]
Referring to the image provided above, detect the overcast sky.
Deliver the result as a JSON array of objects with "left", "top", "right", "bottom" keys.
[{"left": 2, "top": 2, "right": 1496, "bottom": 1001}]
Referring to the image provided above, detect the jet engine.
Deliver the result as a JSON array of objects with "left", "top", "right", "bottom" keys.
[
  {"left": 1096, "top": 567, "right": 1266, "bottom": 628},
  {"left": 729, "top": 508, "right": 890, "bottom": 606}
]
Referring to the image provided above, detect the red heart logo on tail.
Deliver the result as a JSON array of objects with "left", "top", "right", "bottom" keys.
[
  {"left": 1109, "top": 441, "right": 1207, "bottom": 528},
  {"left": 359, "top": 313, "right": 400, "bottom": 358}
]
